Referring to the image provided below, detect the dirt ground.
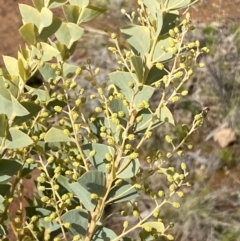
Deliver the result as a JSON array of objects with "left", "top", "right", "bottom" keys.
[{"left": 1, "top": 0, "right": 240, "bottom": 66}]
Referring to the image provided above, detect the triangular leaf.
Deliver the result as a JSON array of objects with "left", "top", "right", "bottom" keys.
[
  {"left": 5, "top": 128, "right": 33, "bottom": 149},
  {"left": 121, "top": 25, "right": 150, "bottom": 55},
  {"left": 11, "top": 95, "right": 30, "bottom": 117},
  {"left": 78, "top": 171, "right": 105, "bottom": 197},
  {"left": 131, "top": 56, "right": 144, "bottom": 83},
  {"left": 70, "top": 182, "right": 96, "bottom": 211},
  {"left": 39, "top": 17, "right": 62, "bottom": 40},
  {"left": 82, "top": 143, "right": 115, "bottom": 173},
  {"left": 69, "top": 0, "right": 89, "bottom": 7},
  {"left": 107, "top": 180, "right": 138, "bottom": 204},
  {"left": 19, "top": 22, "right": 37, "bottom": 45},
  {"left": 3, "top": 56, "right": 19, "bottom": 76},
  {"left": 80, "top": 6, "right": 106, "bottom": 23},
  {"left": 0, "top": 114, "right": 8, "bottom": 138},
  {"left": 19, "top": 4, "right": 40, "bottom": 27},
  {"left": 142, "top": 221, "right": 165, "bottom": 233},
  {"left": 166, "top": 0, "right": 198, "bottom": 10},
  {"left": 63, "top": 5, "right": 81, "bottom": 23},
  {"left": 0, "top": 159, "right": 22, "bottom": 182},
  {"left": 92, "top": 226, "right": 117, "bottom": 241},
  {"left": 117, "top": 158, "right": 140, "bottom": 179},
  {"left": 158, "top": 105, "right": 175, "bottom": 125},
  {"left": 152, "top": 37, "right": 177, "bottom": 63},
  {"left": 44, "top": 126, "right": 73, "bottom": 143},
  {"left": 61, "top": 209, "right": 89, "bottom": 236}
]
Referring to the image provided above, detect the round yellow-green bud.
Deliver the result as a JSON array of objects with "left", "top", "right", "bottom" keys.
[
  {"left": 47, "top": 156, "right": 54, "bottom": 163},
  {"left": 14, "top": 217, "right": 21, "bottom": 223},
  {"left": 166, "top": 234, "right": 174, "bottom": 240},
  {"left": 100, "top": 132, "right": 107, "bottom": 138},
  {"left": 26, "top": 158, "right": 34, "bottom": 164},
  {"left": 95, "top": 107, "right": 103, "bottom": 113},
  {"left": 69, "top": 82, "right": 77, "bottom": 89},
  {"left": 107, "top": 138, "right": 115, "bottom": 145},
  {"left": 156, "top": 62, "right": 164, "bottom": 70},
  {"left": 145, "top": 131, "right": 152, "bottom": 138},
  {"left": 187, "top": 144, "right": 193, "bottom": 149},
  {"left": 123, "top": 100, "right": 129, "bottom": 106},
  {"left": 73, "top": 235, "right": 81, "bottom": 241},
  {"left": 169, "top": 38, "right": 175, "bottom": 47},
  {"left": 38, "top": 186, "right": 46, "bottom": 191},
  {"left": 130, "top": 152, "right": 139, "bottom": 159},
  {"left": 123, "top": 220, "right": 129, "bottom": 228},
  {"left": 125, "top": 51, "right": 131, "bottom": 58},
  {"left": 62, "top": 194, "right": 69, "bottom": 201},
  {"left": 111, "top": 33, "right": 117, "bottom": 39},
  {"left": 75, "top": 99, "right": 81, "bottom": 106},
  {"left": 97, "top": 88, "right": 103, "bottom": 95},
  {"left": 41, "top": 196, "right": 50, "bottom": 203},
  {"left": 44, "top": 234, "right": 51, "bottom": 241},
  {"left": 153, "top": 210, "right": 160, "bottom": 218},
  {"left": 89, "top": 150, "right": 96, "bottom": 157},
  {"left": 181, "top": 162, "right": 187, "bottom": 170},
  {"left": 172, "top": 202, "right": 181, "bottom": 208},
  {"left": 128, "top": 134, "right": 135, "bottom": 141},
  {"left": 169, "top": 184, "right": 176, "bottom": 192},
  {"left": 105, "top": 163, "right": 112, "bottom": 170},
  {"left": 167, "top": 175, "right": 174, "bottom": 182},
  {"left": 72, "top": 173, "right": 79, "bottom": 181},
  {"left": 90, "top": 94, "right": 96, "bottom": 99},
  {"left": 158, "top": 190, "right": 165, "bottom": 197},
  {"left": 50, "top": 212, "right": 57, "bottom": 220},
  {"left": 41, "top": 111, "right": 49, "bottom": 118},
  {"left": 28, "top": 223, "right": 34, "bottom": 230},
  {"left": 53, "top": 184, "right": 59, "bottom": 191},
  {"left": 165, "top": 135, "right": 172, "bottom": 143},
  {"left": 143, "top": 225, "right": 152, "bottom": 232},
  {"left": 115, "top": 179, "right": 123, "bottom": 186},
  {"left": 105, "top": 153, "right": 113, "bottom": 162},
  {"left": 63, "top": 129, "right": 70, "bottom": 136},
  {"left": 169, "top": 29, "right": 175, "bottom": 37},
  {"left": 136, "top": 115, "right": 143, "bottom": 123},
  {"left": 95, "top": 67, "right": 100, "bottom": 74},
  {"left": 121, "top": 8, "right": 126, "bottom": 14},
  {"left": 75, "top": 67, "right": 82, "bottom": 75},
  {"left": 199, "top": 62, "right": 205, "bottom": 68},
  {"left": 181, "top": 90, "right": 188, "bottom": 96},
  {"left": 177, "top": 150, "right": 184, "bottom": 156},
  {"left": 134, "top": 183, "right": 142, "bottom": 189},
  {"left": 177, "top": 191, "right": 184, "bottom": 198},
  {"left": 174, "top": 27, "right": 179, "bottom": 33},
  {"left": 170, "top": 95, "right": 180, "bottom": 103},
  {"left": 50, "top": 63, "right": 57, "bottom": 69},
  {"left": 90, "top": 193, "right": 98, "bottom": 200},
  {"left": 37, "top": 176, "right": 46, "bottom": 183},
  {"left": 53, "top": 237, "right": 61, "bottom": 241},
  {"left": 125, "top": 144, "right": 132, "bottom": 150},
  {"left": 118, "top": 111, "right": 125, "bottom": 118},
  {"left": 128, "top": 81, "right": 134, "bottom": 88},
  {"left": 187, "top": 69, "right": 193, "bottom": 76},
  {"left": 121, "top": 210, "right": 127, "bottom": 216},
  {"left": 31, "top": 215, "right": 38, "bottom": 222},
  {"left": 133, "top": 210, "right": 140, "bottom": 217},
  {"left": 179, "top": 174, "right": 185, "bottom": 180},
  {"left": 55, "top": 69, "right": 61, "bottom": 76},
  {"left": 73, "top": 161, "right": 80, "bottom": 167},
  {"left": 54, "top": 106, "right": 62, "bottom": 112}
]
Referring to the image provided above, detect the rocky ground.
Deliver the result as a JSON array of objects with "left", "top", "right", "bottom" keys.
[{"left": 1, "top": 0, "right": 240, "bottom": 240}]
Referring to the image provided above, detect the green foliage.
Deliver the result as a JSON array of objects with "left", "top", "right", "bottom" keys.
[{"left": 0, "top": 0, "right": 208, "bottom": 240}]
